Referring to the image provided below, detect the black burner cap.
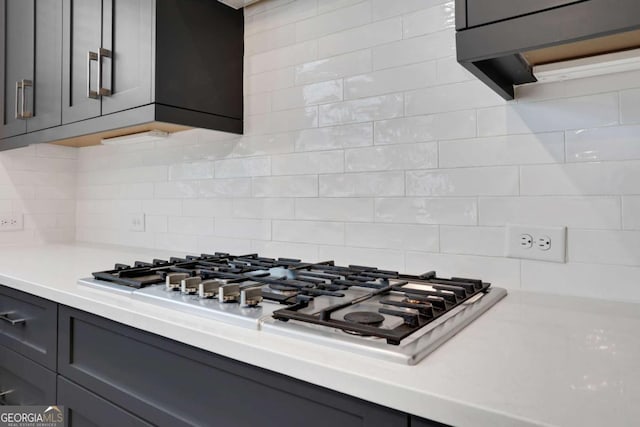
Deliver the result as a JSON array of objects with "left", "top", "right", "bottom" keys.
[{"left": 343, "top": 311, "right": 385, "bottom": 326}]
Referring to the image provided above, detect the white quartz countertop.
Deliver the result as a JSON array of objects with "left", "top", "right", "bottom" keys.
[{"left": 0, "top": 242, "right": 637, "bottom": 427}]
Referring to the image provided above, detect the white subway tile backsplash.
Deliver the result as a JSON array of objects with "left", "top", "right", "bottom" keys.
[
  {"left": 66, "top": 0, "right": 640, "bottom": 302},
  {"left": 402, "top": 2, "right": 455, "bottom": 38},
  {"left": 479, "top": 197, "right": 621, "bottom": 229},
  {"left": 215, "top": 218, "right": 272, "bottom": 240},
  {"left": 319, "top": 245, "right": 405, "bottom": 272},
  {"left": 245, "top": 92, "right": 272, "bottom": 116},
  {"left": 295, "top": 1, "right": 371, "bottom": 42},
  {"left": 318, "top": 18, "right": 402, "bottom": 58},
  {"left": 439, "top": 133, "right": 565, "bottom": 168},
  {"left": 566, "top": 125, "right": 640, "bottom": 162},
  {"left": 230, "top": 133, "right": 295, "bottom": 157},
  {"left": 406, "top": 166, "right": 519, "bottom": 197},
  {"left": 435, "top": 56, "right": 475, "bottom": 84},
  {"left": 273, "top": 220, "right": 344, "bottom": 245},
  {"left": 169, "top": 162, "right": 214, "bottom": 181},
  {"left": 252, "top": 175, "right": 318, "bottom": 197},
  {"left": 245, "top": 0, "right": 317, "bottom": 36},
  {"left": 295, "top": 198, "right": 373, "bottom": 221},
  {"left": 345, "top": 222, "right": 438, "bottom": 251},
  {"left": 246, "top": 67, "right": 295, "bottom": 94},
  {"left": 372, "top": 30, "right": 454, "bottom": 70},
  {"left": 345, "top": 143, "right": 437, "bottom": 172},
  {"left": 246, "top": 107, "right": 318, "bottom": 134},
  {"left": 294, "top": 123, "right": 372, "bottom": 152},
  {"left": 374, "top": 111, "right": 476, "bottom": 144},
  {"left": 252, "top": 239, "right": 319, "bottom": 261},
  {"left": 245, "top": 23, "right": 296, "bottom": 56},
  {"left": 405, "top": 251, "right": 521, "bottom": 288},
  {"left": 522, "top": 261, "right": 640, "bottom": 302},
  {"left": 406, "top": 81, "right": 505, "bottom": 115},
  {"left": 372, "top": 0, "right": 448, "bottom": 20},
  {"left": 568, "top": 229, "right": 640, "bottom": 266},
  {"left": 295, "top": 50, "right": 372, "bottom": 85},
  {"left": 233, "top": 198, "right": 295, "bottom": 219},
  {"left": 319, "top": 171, "right": 404, "bottom": 197},
  {"left": 215, "top": 157, "right": 271, "bottom": 178},
  {"left": 198, "top": 179, "right": 252, "bottom": 198},
  {"left": 319, "top": 94, "right": 404, "bottom": 126},
  {"left": 272, "top": 151, "right": 344, "bottom": 175},
  {"left": 168, "top": 216, "right": 214, "bottom": 235},
  {"left": 477, "top": 93, "right": 619, "bottom": 136},
  {"left": 520, "top": 161, "right": 640, "bottom": 195},
  {"left": 440, "top": 226, "right": 505, "bottom": 257},
  {"left": 344, "top": 62, "right": 437, "bottom": 100},
  {"left": 272, "top": 79, "right": 343, "bottom": 111},
  {"left": 623, "top": 196, "right": 640, "bottom": 230},
  {"left": 621, "top": 88, "right": 640, "bottom": 124},
  {"left": 375, "top": 197, "right": 477, "bottom": 225},
  {"left": 183, "top": 199, "right": 234, "bottom": 218}
]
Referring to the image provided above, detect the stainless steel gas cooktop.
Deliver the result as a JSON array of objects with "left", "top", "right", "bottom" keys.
[{"left": 79, "top": 252, "right": 507, "bottom": 365}]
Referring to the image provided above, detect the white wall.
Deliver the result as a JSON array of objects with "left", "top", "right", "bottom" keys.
[
  {"left": 75, "top": 0, "right": 640, "bottom": 301},
  {"left": 0, "top": 144, "right": 76, "bottom": 245}
]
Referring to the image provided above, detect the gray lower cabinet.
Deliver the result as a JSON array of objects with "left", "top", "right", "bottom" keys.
[
  {"left": 58, "top": 377, "right": 152, "bottom": 427},
  {"left": 58, "top": 305, "right": 409, "bottom": 427},
  {"left": 0, "top": 345, "right": 56, "bottom": 405},
  {"left": 0, "top": 286, "right": 452, "bottom": 427}
]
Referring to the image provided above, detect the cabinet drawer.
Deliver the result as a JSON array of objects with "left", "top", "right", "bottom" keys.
[
  {"left": 0, "top": 345, "right": 56, "bottom": 405},
  {"left": 0, "top": 286, "right": 57, "bottom": 369},
  {"left": 58, "top": 377, "right": 152, "bottom": 427},
  {"left": 59, "top": 306, "right": 407, "bottom": 427}
]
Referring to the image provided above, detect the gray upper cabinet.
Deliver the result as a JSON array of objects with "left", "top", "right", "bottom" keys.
[
  {"left": 29, "top": 0, "right": 63, "bottom": 133},
  {"left": 62, "top": 0, "right": 153, "bottom": 123},
  {"left": 101, "top": 0, "right": 153, "bottom": 116},
  {"left": 62, "top": 0, "right": 103, "bottom": 123},
  {"left": 0, "top": 0, "right": 33, "bottom": 139},
  {"left": 1, "top": 0, "right": 243, "bottom": 151},
  {"left": 0, "top": 0, "right": 62, "bottom": 139}
]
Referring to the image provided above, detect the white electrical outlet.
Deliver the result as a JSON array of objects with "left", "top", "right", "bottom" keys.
[
  {"left": 505, "top": 224, "right": 566, "bottom": 263},
  {"left": 128, "top": 213, "right": 145, "bottom": 232},
  {"left": 0, "top": 214, "right": 23, "bottom": 231}
]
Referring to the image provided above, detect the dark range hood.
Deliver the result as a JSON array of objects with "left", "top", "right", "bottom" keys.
[{"left": 456, "top": 0, "right": 640, "bottom": 99}]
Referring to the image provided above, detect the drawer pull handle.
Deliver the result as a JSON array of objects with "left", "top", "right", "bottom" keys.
[{"left": 0, "top": 313, "right": 26, "bottom": 326}]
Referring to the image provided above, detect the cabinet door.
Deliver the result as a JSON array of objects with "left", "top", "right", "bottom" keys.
[
  {"left": 0, "top": 0, "right": 33, "bottom": 138},
  {"left": 58, "top": 377, "right": 152, "bottom": 427},
  {"left": 0, "top": 345, "right": 56, "bottom": 405},
  {"left": 100, "top": 0, "right": 153, "bottom": 116},
  {"left": 27, "top": 0, "right": 63, "bottom": 132},
  {"left": 62, "top": 0, "right": 102, "bottom": 124}
]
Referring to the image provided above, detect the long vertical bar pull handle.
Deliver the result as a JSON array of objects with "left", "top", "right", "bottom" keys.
[
  {"left": 98, "top": 48, "right": 112, "bottom": 96},
  {"left": 15, "top": 81, "right": 22, "bottom": 119},
  {"left": 87, "top": 51, "right": 99, "bottom": 99},
  {"left": 20, "top": 80, "right": 33, "bottom": 118}
]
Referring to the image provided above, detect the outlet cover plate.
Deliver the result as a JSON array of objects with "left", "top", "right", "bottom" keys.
[
  {"left": 128, "top": 213, "right": 145, "bottom": 232},
  {"left": 0, "top": 214, "right": 23, "bottom": 231},
  {"left": 505, "top": 224, "right": 566, "bottom": 263}
]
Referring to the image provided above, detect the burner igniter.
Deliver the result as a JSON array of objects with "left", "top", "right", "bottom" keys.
[
  {"left": 166, "top": 273, "right": 189, "bottom": 291},
  {"left": 198, "top": 280, "right": 222, "bottom": 299},
  {"left": 240, "top": 287, "right": 263, "bottom": 307}
]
